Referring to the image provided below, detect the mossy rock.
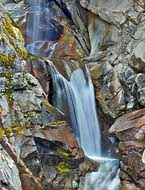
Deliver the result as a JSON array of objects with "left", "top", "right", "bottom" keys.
[
  {"left": 56, "top": 162, "right": 72, "bottom": 174},
  {"left": 0, "top": 5, "right": 27, "bottom": 66}
]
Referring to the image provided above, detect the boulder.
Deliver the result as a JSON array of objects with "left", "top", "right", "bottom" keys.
[{"left": 80, "top": 0, "right": 132, "bottom": 25}]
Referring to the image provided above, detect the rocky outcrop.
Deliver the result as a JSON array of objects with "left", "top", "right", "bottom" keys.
[
  {"left": 79, "top": 0, "right": 145, "bottom": 118},
  {"left": 110, "top": 109, "right": 145, "bottom": 189}
]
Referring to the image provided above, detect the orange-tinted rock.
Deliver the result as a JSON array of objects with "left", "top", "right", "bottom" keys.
[
  {"left": 50, "top": 28, "right": 85, "bottom": 79},
  {"left": 33, "top": 123, "right": 83, "bottom": 158},
  {"left": 110, "top": 108, "right": 145, "bottom": 138},
  {"left": 20, "top": 173, "right": 42, "bottom": 190},
  {"left": 51, "top": 28, "right": 84, "bottom": 61}
]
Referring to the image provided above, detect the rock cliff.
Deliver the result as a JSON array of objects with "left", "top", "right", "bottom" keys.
[{"left": 1, "top": 0, "right": 145, "bottom": 189}]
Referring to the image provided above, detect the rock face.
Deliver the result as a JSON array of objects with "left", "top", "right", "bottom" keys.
[
  {"left": 0, "top": 5, "right": 99, "bottom": 190},
  {"left": 80, "top": 0, "right": 145, "bottom": 118},
  {"left": 1, "top": 0, "right": 145, "bottom": 190},
  {"left": 110, "top": 109, "right": 145, "bottom": 189},
  {"left": 0, "top": 147, "right": 21, "bottom": 190}
]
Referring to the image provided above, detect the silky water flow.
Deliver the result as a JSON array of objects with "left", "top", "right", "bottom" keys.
[
  {"left": 48, "top": 62, "right": 120, "bottom": 190},
  {"left": 26, "top": 1, "right": 120, "bottom": 189}
]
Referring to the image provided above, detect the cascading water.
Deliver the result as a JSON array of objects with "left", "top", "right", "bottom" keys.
[
  {"left": 26, "top": 1, "right": 120, "bottom": 189},
  {"left": 48, "top": 62, "right": 120, "bottom": 190},
  {"left": 48, "top": 62, "right": 101, "bottom": 157},
  {"left": 26, "top": 0, "right": 63, "bottom": 56}
]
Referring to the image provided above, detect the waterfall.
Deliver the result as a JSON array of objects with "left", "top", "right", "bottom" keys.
[
  {"left": 26, "top": 0, "right": 63, "bottom": 56},
  {"left": 48, "top": 62, "right": 102, "bottom": 157},
  {"left": 82, "top": 159, "right": 120, "bottom": 190},
  {"left": 26, "top": 1, "right": 120, "bottom": 189},
  {"left": 48, "top": 62, "right": 120, "bottom": 190}
]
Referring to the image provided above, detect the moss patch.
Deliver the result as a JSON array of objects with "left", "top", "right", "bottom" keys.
[{"left": 56, "top": 162, "right": 72, "bottom": 174}]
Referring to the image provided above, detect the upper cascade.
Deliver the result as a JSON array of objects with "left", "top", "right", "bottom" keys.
[{"left": 26, "top": 0, "right": 63, "bottom": 56}]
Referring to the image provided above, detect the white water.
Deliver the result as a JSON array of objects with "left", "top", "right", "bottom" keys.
[
  {"left": 26, "top": 1, "right": 120, "bottom": 189},
  {"left": 49, "top": 61, "right": 120, "bottom": 190},
  {"left": 49, "top": 62, "right": 101, "bottom": 157},
  {"left": 26, "top": 0, "right": 61, "bottom": 56},
  {"left": 82, "top": 160, "right": 120, "bottom": 190}
]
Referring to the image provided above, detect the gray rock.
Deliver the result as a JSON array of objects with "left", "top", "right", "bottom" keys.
[
  {"left": 0, "top": 146, "right": 21, "bottom": 190},
  {"left": 135, "top": 73, "right": 145, "bottom": 106},
  {"left": 131, "top": 42, "right": 145, "bottom": 72}
]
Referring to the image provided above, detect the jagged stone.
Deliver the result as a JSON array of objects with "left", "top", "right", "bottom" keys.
[
  {"left": 80, "top": 0, "right": 132, "bottom": 25},
  {"left": 0, "top": 146, "right": 21, "bottom": 190},
  {"left": 131, "top": 42, "right": 145, "bottom": 72},
  {"left": 110, "top": 109, "right": 145, "bottom": 189}
]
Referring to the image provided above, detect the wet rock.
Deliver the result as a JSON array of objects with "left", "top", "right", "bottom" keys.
[
  {"left": 33, "top": 123, "right": 82, "bottom": 156},
  {"left": 33, "top": 137, "right": 98, "bottom": 189},
  {"left": 92, "top": 62, "right": 126, "bottom": 118},
  {"left": 61, "top": 0, "right": 91, "bottom": 54},
  {"left": 26, "top": 58, "right": 50, "bottom": 94}
]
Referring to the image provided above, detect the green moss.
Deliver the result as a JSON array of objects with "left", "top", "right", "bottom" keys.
[
  {"left": 24, "top": 111, "right": 37, "bottom": 118},
  {"left": 42, "top": 101, "right": 58, "bottom": 112},
  {"left": 24, "top": 111, "right": 37, "bottom": 123},
  {"left": 0, "top": 15, "right": 27, "bottom": 60},
  {"left": 28, "top": 54, "right": 38, "bottom": 62},
  {"left": 0, "top": 71, "right": 14, "bottom": 111},
  {"left": 126, "top": 167, "right": 134, "bottom": 176},
  {"left": 0, "top": 71, "right": 13, "bottom": 80},
  {"left": 0, "top": 53, "right": 15, "bottom": 67},
  {"left": 5, "top": 92, "right": 13, "bottom": 110},
  {"left": 0, "top": 125, "right": 31, "bottom": 139},
  {"left": 2, "top": 16, "right": 16, "bottom": 38},
  {"left": 0, "top": 78, "right": 13, "bottom": 112},
  {"left": 0, "top": 34, "right": 2, "bottom": 40},
  {"left": 45, "top": 121, "right": 66, "bottom": 128},
  {"left": 56, "top": 162, "right": 72, "bottom": 174},
  {"left": 57, "top": 147, "right": 71, "bottom": 158}
]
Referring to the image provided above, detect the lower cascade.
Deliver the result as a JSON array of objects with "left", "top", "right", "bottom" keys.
[
  {"left": 49, "top": 62, "right": 120, "bottom": 190},
  {"left": 82, "top": 160, "right": 120, "bottom": 190}
]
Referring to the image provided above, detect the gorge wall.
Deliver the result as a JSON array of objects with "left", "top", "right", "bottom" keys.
[{"left": 0, "top": 0, "right": 145, "bottom": 190}]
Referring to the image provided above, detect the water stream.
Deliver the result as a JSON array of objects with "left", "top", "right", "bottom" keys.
[
  {"left": 26, "top": 1, "right": 120, "bottom": 189},
  {"left": 48, "top": 62, "right": 102, "bottom": 157},
  {"left": 49, "top": 62, "right": 120, "bottom": 190}
]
